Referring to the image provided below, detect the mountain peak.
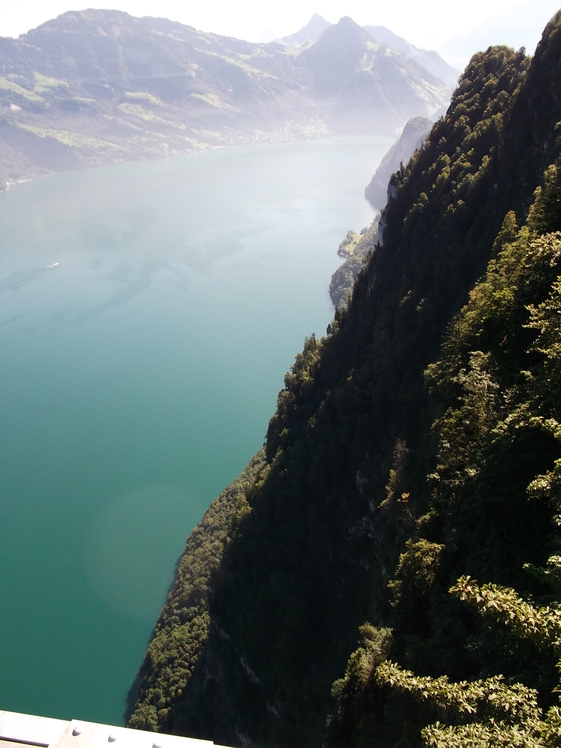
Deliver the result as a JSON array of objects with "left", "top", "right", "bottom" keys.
[
  {"left": 299, "top": 16, "right": 379, "bottom": 100},
  {"left": 276, "top": 13, "right": 331, "bottom": 46},
  {"left": 337, "top": 16, "right": 361, "bottom": 28},
  {"left": 29, "top": 8, "right": 139, "bottom": 37},
  {"left": 313, "top": 15, "right": 374, "bottom": 52},
  {"left": 313, "top": 15, "right": 372, "bottom": 48}
]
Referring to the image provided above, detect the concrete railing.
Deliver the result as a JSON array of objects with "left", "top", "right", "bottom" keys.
[{"left": 0, "top": 711, "right": 229, "bottom": 748}]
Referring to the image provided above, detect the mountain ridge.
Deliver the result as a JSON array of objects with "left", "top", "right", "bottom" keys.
[
  {"left": 363, "top": 25, "right": 459, "bottom": 87},
  {"left": 0, "top": 9, "right": 452, "bottom": 190},
  {"left": 276, "top": 15, "right": 459, "bottom": 87},
  {"left": 129, "top": 10, "right": 561, "bottom": 748},
  {"left": 276, "top": 13, "right": 331, "bottom": 46}
]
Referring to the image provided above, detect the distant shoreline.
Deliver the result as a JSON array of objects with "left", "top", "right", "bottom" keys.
[{"left": 0, "top": 129, "right": 392, "bottom": 195}]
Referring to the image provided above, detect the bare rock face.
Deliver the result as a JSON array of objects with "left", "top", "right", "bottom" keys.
[
  {"left": 365, "top": 116, "right": 434, "bottom": 208},
  {"left": 299, "top": 18, "right": 450, "bottom": 135}
]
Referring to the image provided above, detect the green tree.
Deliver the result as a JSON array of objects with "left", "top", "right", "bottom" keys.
[{"left": 376, "top": 569, "right": 561, "bottom": 747}]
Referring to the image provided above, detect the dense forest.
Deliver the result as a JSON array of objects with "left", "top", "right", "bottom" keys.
[{"left": 129, "top": 11, "right": 561, "bottom": 748}]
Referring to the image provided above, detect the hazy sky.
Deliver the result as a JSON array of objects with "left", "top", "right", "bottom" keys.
[{"left": 1, "top": 0, "right": 560, "bottom": 55}]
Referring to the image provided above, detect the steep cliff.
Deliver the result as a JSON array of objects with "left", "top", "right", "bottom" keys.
[
  {"left": 365, "top": 116, "right": 433, "bottom": 209},
  {"left": 0, "top": 11, "right": 451, "bottom": 190},
  {"left": 130, "top": 11, "right": 561, "bottom": 748}
]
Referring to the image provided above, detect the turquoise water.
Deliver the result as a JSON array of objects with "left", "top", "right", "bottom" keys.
[{"left": 0, "top": 136, "right": 391, "bottom": 725}]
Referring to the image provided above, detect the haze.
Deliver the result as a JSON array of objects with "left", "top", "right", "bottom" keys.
[{"left": 3, "top": 0, "right": 561, "bottom": 63}]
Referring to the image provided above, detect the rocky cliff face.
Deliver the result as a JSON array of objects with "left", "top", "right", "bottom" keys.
[{"left": 365, "top": 115, "right": 434, "bottom": 208}]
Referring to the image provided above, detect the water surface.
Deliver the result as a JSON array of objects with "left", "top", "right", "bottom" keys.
[{"left": 0, "top": 136, "right": 391, "bottom": 724}]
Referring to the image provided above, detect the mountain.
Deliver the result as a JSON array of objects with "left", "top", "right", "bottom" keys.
[
  {"left": 0, "top": 10, "right": 451, "bottom": 191},
  {"left": 365, "top": 115, "right": 433, "bottom": 208},
  {"left": 299, "top": 17, "right": 449, "bottom": 135},
  {"left": 331, "top": 116, "right": 434, "bottom": 311},
  {"left": 276, "top": 13, "right": 331, "bottom": 46},
  {"left": 278, "top": 17, "right": 459, "bottom": 87},
  {"left": 129, "top": 9, "right": 561, "bottom": 748},
  {"left": 363, "top": 25, "right": 460, "bottom": 87},
  {"left": 328, "top": 219, "right": 381, "bottom": 310}
]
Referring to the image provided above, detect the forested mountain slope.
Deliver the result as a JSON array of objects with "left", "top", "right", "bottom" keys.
[{"left": 130, "top": 11, "right": 561, "bottom": 748}]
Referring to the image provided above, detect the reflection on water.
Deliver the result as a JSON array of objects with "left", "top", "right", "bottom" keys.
[
  {"left": 0, "top": 136, "right": 391, "bottom": 724},
  {"left": 84, "top": 485, "right": 199, "bottom": 621}
]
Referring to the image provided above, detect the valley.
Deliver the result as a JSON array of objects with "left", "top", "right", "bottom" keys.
[{"left": 0, "top": 11, "right": 454, "bottom": 189}]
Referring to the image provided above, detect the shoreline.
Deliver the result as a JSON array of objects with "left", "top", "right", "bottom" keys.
[{"left": 0, "top": 127, "right": 394, "bottom": 195}]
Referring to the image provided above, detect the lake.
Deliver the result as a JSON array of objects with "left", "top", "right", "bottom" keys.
[{"left": 0, "top": 136, "right": 391, "bottom": 725}]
